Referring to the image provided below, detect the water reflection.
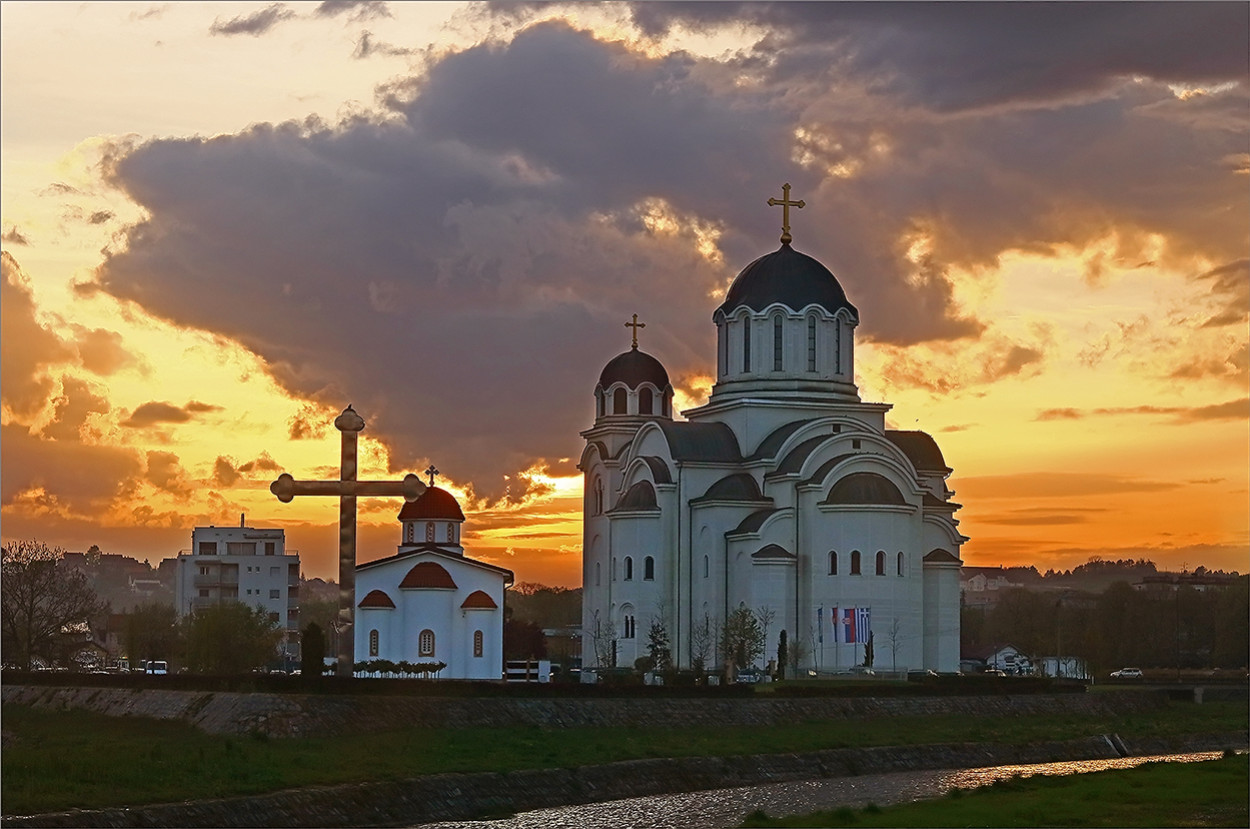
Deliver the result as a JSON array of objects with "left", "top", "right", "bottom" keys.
[{"left": 417, "top": 752, "right": 1223, "bottom": 829}]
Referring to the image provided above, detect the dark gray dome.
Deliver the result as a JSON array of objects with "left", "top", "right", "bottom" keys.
[
  {"left": 598, "top": 347, "right": 670, "bottom": 390},
  {"left": 717, "top": 244, "right": 858, "bottom": 317}
]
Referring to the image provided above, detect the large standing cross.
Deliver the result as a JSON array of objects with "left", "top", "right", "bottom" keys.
[
  {"left": 625, "top": 314, "right": 646, "bottom": 349},
  {"left": 767, "top": 182, "right": 805, "bottom": 245},
  {"left": 270, "top": 405, "right": 425, "bottom": 677}
]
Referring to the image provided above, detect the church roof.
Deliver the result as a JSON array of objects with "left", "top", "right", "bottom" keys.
[
  {"left": 717, "top": 244, "right": 858, "bottom": 318},
  {"left": 801, "top": 453, "right": 858, "bottom": 486},
  {"left": 923, "top": 492, "right": 961, "bottom": 510},
  {"left": 823, "top": 472, "right": 906, "bottom": 505},
  {"left": 357, "top": 589, "right": 396, "bottom": 608},
  {"left": 657, "top": 421, "right": 742, "bottom": 463},
  {"left": 924, "top": 548, "right": 962, "bottom": 564},
  {"left": 639, "top": 456, "right": 673, "bottom": 484},
  {"left": 885, "top": 430, "right": 950, "bottom": 473},
  {"left": 460, "top": 590, "right": 498, "bottom": 609},
  {"left": 692, "top": 472, "right": 766, "bottom": 503},
  {"left": 732, "top": 508, "right": 779, "bottom": 534},
  {"left": 598, "top": 347, "right": 670, "bottom": 390},
  {"left": 357, "top": 548, "right": 515, "bottom": 585},
  {"left": 751, "top": 544, "right": 796, "bottom": 559},
  {"left": 749, "top": 420, "right": 814, "bottom": 460},
  {"left": 611, "top": 480, "right": 659, "bottom": 512},
  {"left": 398, "top": 486, "right": 466, "bottom": 522},
  {"left": 771, "top": 436, "right": 830, "bottom": 476},
  {"left": 399, "top": 561, "right": 458, "bottom": 589}
]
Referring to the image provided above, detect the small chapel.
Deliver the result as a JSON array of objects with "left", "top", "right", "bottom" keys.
[
  {"left": 580, "top": 186, "right": 964, "bottom": 675},
  {"left": 354, "top": 477, "right": 513, "bottom": 679}
]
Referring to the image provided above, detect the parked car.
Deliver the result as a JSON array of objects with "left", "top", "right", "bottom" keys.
[
  {"left": 735, "top": 669, "right": 762, "bottom": 683},
  {"left": 848, "top": 666, "right": 876, "bottom": 676},
  {"left": 983, "top": 669, "right": 1008, "bottom": 677},
  {"left": 143, "top": 660, "right": 168, "bottom": 675},
  {"left": 1110, "top": 667, "right": 1143, "bottom": 679}
]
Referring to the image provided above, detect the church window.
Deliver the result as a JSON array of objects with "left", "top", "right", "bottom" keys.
[
  {"left": 418, "top": 629, "right": 435, "bottom": 657},
  {"left": 743, "top": 320, "right": 751, "bottom": 372},
  {"left": 595, "top": 562, "right": 601, "bottom": 586},
  {"left": 773, "top": 316, "right": 784, "bottom": 371},
  {"left": 446, "top": 523, "right": 455, "bottom": 542},
  {"left": 828, "top": 551, "right": 838, "bottom": 575},
  {"left": 850, "top": 550, "right": 862, "bottom": 575},
  {"left": 612, "top": 557, "right": 617, "bottom": 580},
  {"left": 834, "top": 319, "right": 842, "bottom": 374},
  {"left": 614, "top": 388, "right": 628, "bottom": 414},
  {"left": 807, "top": 317, "right": 817, "bottom": 372},
  {"left": 662, "top": 392, "right": 671, "bottom": 417},
  {"left": 639, "top": 387, "right": 653, "bottom": 414},
  {"left": 473, "top": 630, "right": 483, "bottom": 658},
  {"left": 623, "top": 615, "right": 636, "bottom": 639},
  {"left": 597, "top": 391, "right": 604, "bottom": 418},
  {"left": 593, "top": 478, "right": 604, "bottom": 515},
  {"left": 876, "top": 551, "right": 886, "bottom": 576},
  {"left": 369, "top": 629, "right": 379, "bottom": 657},
  {"left": 719, "top": 323, "right": 727, "bottom": 376},
  {"left": 426, "top": 522, "right": 435, "bottom": 542},
  {"left": 897, "top": 551, "right": 905, "bottom": 576},
  {"left": 703, "top": 555, "right": 709, "bottom": 578},
  {"left": 644, "top": 556, "right": 655, "bottom": 581},
  {"left": 624, "top": 556, "right": 634, "bottom": 581}
]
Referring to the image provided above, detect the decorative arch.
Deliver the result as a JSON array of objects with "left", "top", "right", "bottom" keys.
[
  {"left": 850, "top": 550, "right": 862, "bottom": 575},
  {"left": 824, "top": 472, "right": 907, "bottom": 505},
  {"left": 897, "top": 551, "right": 905, "bottom": 576},
  {"left": 644, "top": 555, "right": 655, "bottom": 580},
  {"left": 624, "top": 556, "right": 634, "bottom": 581},
  {"left": 639, "top": 386, "right": 654, "bottom": 414},
  {"left": 828, "top": 551, "right": 838, "bottom": 575}
]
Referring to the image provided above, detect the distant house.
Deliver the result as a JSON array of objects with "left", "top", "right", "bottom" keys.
[
  {"left": 1134, "top": 571, "right": 1240, "bottom": 593},
  {"left": 961, "top": 643, "right": 1032, "bottom": 675},
  {"left": 960, "top": 567, "right": 1041, "bottom": 607}
]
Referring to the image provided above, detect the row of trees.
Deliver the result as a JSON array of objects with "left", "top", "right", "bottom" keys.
[{"left": 2, "top": 541, "right": 109, "bottom": 670}]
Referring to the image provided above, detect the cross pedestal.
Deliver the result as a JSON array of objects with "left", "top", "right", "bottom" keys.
[{"left": 270, "top": 406, "right": 424, "bottom": 677}]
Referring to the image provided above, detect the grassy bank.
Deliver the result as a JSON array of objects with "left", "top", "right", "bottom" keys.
[
  {"left": 741, "top": 753, "right": 1249, "bottom": 827},
  {"left": 2, "top": 700, "right": 1245, "bottom": 815}
]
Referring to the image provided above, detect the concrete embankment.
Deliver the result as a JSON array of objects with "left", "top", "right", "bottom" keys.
[{"left": 4, "top": 732, "right": 1245, "bottom": 828}]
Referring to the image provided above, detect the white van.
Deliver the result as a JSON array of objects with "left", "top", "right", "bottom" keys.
[{"left": 144, "top": 660, "right": 168, "bottom": 675}]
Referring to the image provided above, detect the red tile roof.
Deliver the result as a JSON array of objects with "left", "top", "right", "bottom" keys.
[
  {"left": 397, "top": 486, "right": 466, "bottom": 522},
  {"left": 399, "top": 561, "right": 457, "bottom": 589},
  {"left": 460, "top": 590, "right": 498, "bottom": 609},
  {"left": 358, "top": 589, "right": 396, "bottom": 608}
]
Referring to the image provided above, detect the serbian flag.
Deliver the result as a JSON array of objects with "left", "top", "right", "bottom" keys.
[{"left": 842, "top": 607, "right": 858, "bottom": 644}]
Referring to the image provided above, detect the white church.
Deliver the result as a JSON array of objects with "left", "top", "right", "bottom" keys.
[
  {"left": 580, "top": 192, "right": 964, "bottom": 675},
  {"left": 354, "top": 483, "right": 513, "bottom": 679}
]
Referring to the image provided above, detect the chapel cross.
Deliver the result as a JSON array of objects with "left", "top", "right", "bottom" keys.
[
  {"left": 424, "top": 464, "right": 440, "bottom": 487},
  {"left": 270, "top": 405, "right": 425, "bottom": 677},
  {"left": 625, "top": 313, "right": 646, "bottom": 349},
  {"left": 767, "top": 182, "right": 805, "bottom": 245}
]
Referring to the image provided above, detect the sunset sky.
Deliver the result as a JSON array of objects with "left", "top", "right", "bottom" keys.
[{"left": 2, "top": 2, "right": 1246, "bottom": 587}]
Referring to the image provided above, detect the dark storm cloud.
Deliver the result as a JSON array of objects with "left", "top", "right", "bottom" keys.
[
  {"left": 0, "top": 423, "right": 142, "bottom": 513},
  {"left": 209, "top": 3, "right": 295, "bottom": 37},
  {"left": 1, "top": 253, "right": 75, "bottom": 417},
  {"left": 122, "top": 400, "right": 222, "bottom": 428},
  {"left": 93, "top": 15, "right": 1247, "bottom": 500}
]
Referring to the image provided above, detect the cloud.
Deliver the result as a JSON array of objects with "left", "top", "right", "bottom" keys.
[
  {"left": 38, "top": 376, "right": 112, "bottom": 442},
  {"left": 1194, "top": 258, "right": 1249, "bottom": 328},
  {"left": 0, "top": 423, "right": 143, "bottom": 515},
  {"left": 1035, "top": 399, "right": 1248, "bottom": 423},
  {"left": 955, "top": 472, "right": 1180, "bottom": 500},
  {"left": 2, "top": 226, "right": 30, "bottom": 245},
  {"left": 317, "top": 1, "right": 391, "bottom": 22},
  {"left": 87, "top": 210, "right": 115, "bottom": 225},
  {"left": 72, "top": 326, "right": 138, "bottom": 375},
  {"left": 238, "top": 452, "right": 282, "bottom": 474},
  {"left": 209, "top": 3, "right": 295, "bottom": 37},
  {"left": 122, "top": 400, "right": 222, "bottom": 428},
  {"left": 1178, "top": 398, "right": 1250, "bottom": 422},
  {"left": 352, "top": 30, "right": 414, "bottom": 59},
  {"left": 877, "top": 335, "right": 1046, "bottom": 394},
  {"left": 145, "top": 450, "right": 191, "bottom": 497},
  {"left": 1, "top": 252, "right": 75, "bottom": 417},
  {"left": 213, "top": 456, "right": 242, "bottom": 487}
]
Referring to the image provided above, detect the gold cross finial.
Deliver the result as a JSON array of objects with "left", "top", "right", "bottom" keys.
[
  {"left": 625, "top": 314, "right": 646, "bottom": 349},
  {"left": 767, "top": 182, "right": 805, "bottom": 245},
  {"left": 424, "top": 464, "right": 439, "bottom": 487}
]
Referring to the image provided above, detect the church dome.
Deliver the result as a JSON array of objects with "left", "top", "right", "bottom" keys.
[
  {"left": 717, "top": 244, "right": 858, "bottom": 318},
  {"left": 398, "top": 486, "right": 465, "bottom": 522},
  {"left": 598, "top": 347, "right": 670, "bottom": 391}
]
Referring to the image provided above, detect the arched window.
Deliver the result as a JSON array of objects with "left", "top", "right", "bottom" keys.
[
  {"left": 834, "top": 318, "right": 842, "bottom": 374},
  {"left": 623, "top": 615, "right": 636, "bottom": 639},
  {"left": 850, "top": 550, "right": 862, "bottom": 575},
  {"left": 743, "top": 319, "right": 751, "bottom": 372},
  {"left": 597, "top": 391, "right": 605, "bottom": 418},
  {"left": 897, "top": 551, "right": 905, "bottom": 576},
  {"left": 719, "top": 323, "right": 727, "bottom": 376},
  {"left": 593, "top": 478, "right": 604, "bottom": 515},
  {"left": 828, "top": 551, "right": 838, "bottom": 575},
  {"left": 418, "top": 629, "right": 435, "bottom": 657},
  {"left": 639, "top": 387, "right": 653, "bottom": 414},
  {"left": 807, "top": 317, "right": 817, "bottom": 372},
  {"left": 473, "top": 630, "right": 483, "bottom": 658},
  {"left": 703, "top": 555, "right": 709, "bottom": 578},
  {"left": 426, "top": 522, "right": 435, "bottom": 542},
  {"left": 773, "top": 316, "right": 784, "bottom": 371},
  {"left": 613, "top": 388, "right": 628, "bottom": 414},
  {"left": 446, "top": 523, "right": 455, "bottom": 542},
  {"left": 624, "top": 556, "right": 634, "bottom": 581},
  {"left": 876, "top": 550, "right": 886, "bottom": 575},
  {"left": 406, "top": 523, "right": 414, "bottom": 543},
  {"left": 595, "top": 561, "right": 601, "bottom": 586},
  {"left": 662, "top": 392, "right": 671, "bottom": 417},
  {"left": 369, "top": 629, "right": 379, "bottom": 657},
  {"left": 643, "top": 556, "right": 655, "bottom": 580}
]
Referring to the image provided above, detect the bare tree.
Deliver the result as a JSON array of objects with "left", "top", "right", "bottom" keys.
[
  {"left": 755, "top": 604, "right": 776, "bottom": 664},
  {"left": 689, "top": 613, "right": 716, "bottom": 675},
  {"left": 2, "top": 540, "right": 107, "bottom": 670},
  {"left": 589, "top": 610, "right": 617, "bottom": 669},
  {"left": 887, "top": 616, "right": 908, "bottom": 672}
]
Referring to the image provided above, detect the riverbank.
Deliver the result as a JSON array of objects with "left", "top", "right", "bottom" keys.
[{"left": 5, "top": 731, "right": 1244, "bottom": 828}]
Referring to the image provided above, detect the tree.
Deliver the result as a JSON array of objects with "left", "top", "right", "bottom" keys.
[
  {"left": 689, "top": 613, "right": 716, "bottom": 675},
  {"left": 301, "top": 622, "right": 327, "bottom": 676},
  {"left": 504, "top": 616, "right": 548, "bottom": 659},
  {"left": 124, "top": 603, "right": 179, "bottom": 666},
  {"left": 863, "top": 631, "right": 875, "bottom": 668},
  {"left": 722, "top": 606, "right": 765, "bottom": 673},
  {"left": 887, "top": 617, "right": 905, "bottom": 672},
  {"left": 2, "top": 540, "right": 107, "bottom": 670},
  {"left": 645, "top": 617, "right": 671, "bottom": 672},
  {"left": 776, "top": 630, "right": 788, "bottom": 680},
  {"left": 755, "top": 605, "right": 776, "bottom": 665},
  {"left": 589, "top": 610, "right": 617, "bottom": 668},
  {"left": 181, "top": 602, "right": 280, "bottom": 674}
]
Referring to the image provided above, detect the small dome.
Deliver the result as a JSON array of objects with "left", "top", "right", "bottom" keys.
[
  {"left": 598, "top": 347, "right": 670, "bottom": 391},
  {"left": 358, "top": 589, "right": 396, "bottom": 608},
  {"left": 398, "top": 486, "right": 465, "bottom": 522},
  {"left": 460, "top": 590, "right": 498, "bottom": 609},
  {"left": 718, "top": 244, "right": 858, "bottom": 318},
  {"left": 399, "top": 561, "right": 458, "bottom": 589}
]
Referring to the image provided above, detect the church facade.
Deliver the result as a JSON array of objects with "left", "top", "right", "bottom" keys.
[
  {"left": 580, "top": 203, "right": 964, "bottom": 675},
  {"left": 355, "top": 485, "right": 513, "bottom": 679}
]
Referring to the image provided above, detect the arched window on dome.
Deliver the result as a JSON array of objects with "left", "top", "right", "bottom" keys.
[
  {"left": 703, "top": 555, "right": 709, "bottom": 578},
  {"left": 828, "top": 551, "right": 838, "bottom": 575},
  {"left": 595, "top": 562, "right": 601, "bottom": 586},
  {"left": 597, "top": 390, "right": 604, "bottom": 418},
  {"left": 719, "top": 323, "right": 727, "bottom": 377},
  {"left": 773, "top": 316, "right": 784, "bottom": 371},
  {"left": 807, "top": 317, "right": 817, "bottom": 372},
  {"left": 643, "top": 555, "right": 655, "bottom": 580},
  {"left": 743, "top": 319, "right": 752, "bottom": 373},
  {"left": 850, "top": 550, "right": 862, "bottom": 575},
  {"left": 876, "top": 550, "right": 886, "bottom": 576},
  {"left": 639, "top": 387, "right": 653, "bottom": 415},
  {"left": 418, "top": 629, "right": 435, "bottom": 657},
  {"left": 624, "top": 556, "right": 634, "bottom": 581},
  {"left": 897, "top": 551, "right": 905, "bottom": 577},
  {"left": 613, "top": 388, "right": 628, "bottom": 414},
  {"left": 473, "top": 630, "right": 483, "bottom": 658},
  {"left": 369, "top": 629, "right": 379, "bottom": 657},
  {"left": 834, "top": 318, "right": 843, "bottom": 374},
  {"left": 426, "top": 522, "right": 435, "bottom": 542}
]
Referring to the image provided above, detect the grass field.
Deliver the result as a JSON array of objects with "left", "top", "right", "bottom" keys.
[
  {"left": 2, "top": 699, "right": 1245, "bottom": 815},
  {"left": 740, "top": 753, "right": 1249, "bottom": 827}
]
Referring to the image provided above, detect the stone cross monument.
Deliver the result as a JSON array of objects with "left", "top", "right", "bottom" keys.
[{"left": 270, "top": 405, "right": 424, "bottom": 676}]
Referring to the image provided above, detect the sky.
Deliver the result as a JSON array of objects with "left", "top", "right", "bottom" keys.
[{"left": 2, "top": 1, "right": 1247, "bottom": 587}]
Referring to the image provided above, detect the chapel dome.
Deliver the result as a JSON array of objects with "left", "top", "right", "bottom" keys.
[
  {"left": 397, "top": 486, "right": 466, "bottom": 522},
  {"left": 597, "top": 347, "right": 670, "bottom": 391},
  {"left": 717, "top": 244, "right": 858, "bottom": 318}
]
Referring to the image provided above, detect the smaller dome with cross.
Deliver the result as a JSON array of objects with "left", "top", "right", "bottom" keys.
[
  {"left": 397, "top": 480, "right": 467, "bottom": 554},
  {"left": 595, "top": 314, "right": 674, "bottom": 421},
  {"left": 398, "top": 486, "right": 465, "bottom": 522}
]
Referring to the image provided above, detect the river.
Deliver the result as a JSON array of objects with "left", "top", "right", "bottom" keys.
[{"left": 417, "top": 751, "right": 1225, "bottom": 829}]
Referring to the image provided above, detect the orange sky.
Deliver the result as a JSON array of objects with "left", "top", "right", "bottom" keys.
[{"left": 2, "top": 3, "right": 1246, "bottom": 586}]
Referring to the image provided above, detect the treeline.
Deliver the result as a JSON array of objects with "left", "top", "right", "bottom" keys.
[{"left": 963, "top": 577, "right": 1249, "bottom": 673}]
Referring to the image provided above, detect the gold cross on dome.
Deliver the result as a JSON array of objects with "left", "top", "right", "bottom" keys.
[
  {"left": 425, "top": 464, "right": 440, "bottom": 487},
  {"left": 767, "top": 182, "right": 805, "bottom": 244},
  {"left": 625, "top": 314, "right": 646, "bottom": 349}
]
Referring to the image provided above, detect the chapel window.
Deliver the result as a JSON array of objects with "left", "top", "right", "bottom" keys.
[
  {"left": 369, "top": 629, "right": 379, "bottom": 657},
  {"left": 807, "top": 317, "right": 817, "bottom": 372},
  {"left": 418, "top": 629, "right": 435, "bottom": 657},
  {"left": 639, "top": 387, "right": 653, "bottom": 415},
  {"left": 624, "top": 556, "right": 634, "bottom": 581},
  {"left": 876, "top": 551, "right": 886, "bottom": 576},
  {"left": 644, "top": 556, "right": 655, "bottom": 581},
  {"left": 743, "top": 320, "right": 752, "bottom": 373},
  {"left": 614, "top": 388, "right": 628, "bottom": 414},
  {"left": 773, "top": 316, "right": 784, "bottom": 371},
  {"left": 426, "top": 522, "right": 435, "bottom": 542},
  {"left": 446, "top": 523, "right": 455, "bottom": 542},
  {"left": 850, "top": 550, "right": 862, "bottom": 575},
  {"left": 834, "top": 318, "right": 842, "bottom": 374},
  {"left": 897, "top": 552, "right": 905, "bottom": 576},
  {"left": 703, "top": 555, "right": 709, "bottom": 578},
  {"left": 473, "top": 630, "right": 483, "bottom": 658},
  {"left": 828, "top": 551, "right": 838, "bottom": 575},
  {"left": 719, "top": 323, "right": 728, "bottom": 376}
]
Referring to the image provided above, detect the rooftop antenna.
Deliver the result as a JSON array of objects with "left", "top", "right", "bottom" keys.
[{"left": 240, "top": 513, "right": 245, "bottom": 528}]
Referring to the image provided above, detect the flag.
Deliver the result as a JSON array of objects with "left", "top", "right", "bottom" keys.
[
  {"left": 830, "top": 606, "right": 840, "bottom": 643},
  {"left": 857, "top": 606, "right": 871, "bottom": 642},
  {"left": 843, "top": 607, "right": 857, "bottom": 644},
  {"left": 816, "top": 607, "right": 824, "bottom": 644}
]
